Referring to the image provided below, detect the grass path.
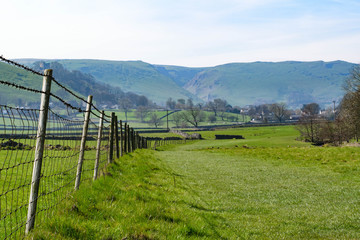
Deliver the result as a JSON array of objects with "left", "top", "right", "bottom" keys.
[
  {"left": 155, "top": 140, "right": 360, "bottom": 239},
  {"left": 26, "top": 126, "right": 360, "bottom": 239}
]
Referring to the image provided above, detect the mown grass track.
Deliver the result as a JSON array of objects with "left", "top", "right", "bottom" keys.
[{"left": 27, "top": 126, "right": 360, "bottom": 239}]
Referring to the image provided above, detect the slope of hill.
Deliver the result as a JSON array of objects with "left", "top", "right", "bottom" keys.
[
  {"left": 184, "top": 61, "right": 355, "bottom": 107},
  {"left": 58, "top": 60, "right": 202, "bottom": 105},
  {"left": 15, "top": 59, "right": 357, "bottom": 108},
  {"left": 0, "top": 62, "right": 48, "bottom": 106}
]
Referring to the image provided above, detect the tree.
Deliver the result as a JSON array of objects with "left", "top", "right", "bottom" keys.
[
  {"left": 296, "top": 115, "right": 322, "bottom": 144},
  {"left": 341, "top": 65, "right": 360, "bottom": 141},
  {"left": 135, "top": 106, "right": 150, "bottom": 122},
  {"left": 339, "top": 91, "right": 360, "bottom": 141},
  {"left": 166, "top": 98, "right": 176, "bottom": 110},
  {"left": 344, "top": 65, "right": 360, "bottom": 93},
  {"left": 176, "top": 99, "right": 186, "bottom": 109},
  {"left": 172, "top": 112, "right": 183, "bottom": 128},
  {"left": 186, "top": 98, "right": 194, "bottom": 109},
  {"left": 181, "top": 106, "right": 205, "bottom": 127},
  {"left": 217, "top": 99, "right": 229, "bottom": 121},
  {"left": 119, "top": 98, "right": 133, "bottom": 122},
  {"left": 149, "top": 113, "right": 162, "bottom": 128},
  {"left": 297, "top": 65, "right": 360, "bottom": 145},
  {"left": 301, "top": 103, "right": 320, "bottom": 116},
  {"left": 137, "top": 95, "right": 149, "bottom": 106},
  {"left": 269, "top": 103, "right": 289, "bottom": 122},
  {"left": 207, "top": 98, "right": 227, "bottom": 117}
]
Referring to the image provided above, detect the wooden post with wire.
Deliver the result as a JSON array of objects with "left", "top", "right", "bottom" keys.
[
  {"left": 127, "top": 125, "right": 131, "bottom": 152},
  {"left": 75, "top": 95, "right": 93, "bottom": 190},
  {"left": 108, "top": 112, "right": 115, "bottom": 163},
  {"left": 115, "top": 115, "right": 120, "bottom": 159},
  {"left": 26, "top": 69, "right": 52, "bottom": 234},
  {"left": 166, "top": 109, "right": 169, "bottom": 130},
  {"left": 93, "top": 110, "right": 104, "bottom": 180},
  {"left": 120, "top": 120, "right": 123, "bottom": 157},
  {"left": 124, "top": 122, "right": 128, "bottom": 153}
]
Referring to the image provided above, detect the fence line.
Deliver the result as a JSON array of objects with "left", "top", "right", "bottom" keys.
[{"left": 0, "top": 56, "right": 185, "bottom": 239}]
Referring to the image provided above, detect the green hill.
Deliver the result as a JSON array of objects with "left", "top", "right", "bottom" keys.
[
  {"left": 0, "top": 62, "right": 46, "bottom": 107},
  {"left": 58, "top": 59, "right": 202, "bottom": 105},
  {"left": 58, "top": 60, "right": 357, "bottom": 108},
  {"left": 184, "top": 61, "right": 355, "bottom": 108},
  {"left": 15, "top": 59, "right": 357, "bottom": 108}
]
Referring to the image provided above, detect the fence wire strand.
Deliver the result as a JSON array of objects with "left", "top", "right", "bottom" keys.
[
  {"left": 0, "top": 55, "right": 160, "bottom": 239},
  {"left": 0, "top": 57, "right": 112, "bottom": 239}
]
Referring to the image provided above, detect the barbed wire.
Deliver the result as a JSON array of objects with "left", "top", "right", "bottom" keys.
[
  {"left": 0, "top": 55, "right": 44, "bottom": 76},
  {"left": 0, "top": 79, "right": 45, "bottom": 95}
]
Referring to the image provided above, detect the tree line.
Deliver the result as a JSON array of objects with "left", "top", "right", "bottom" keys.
[{"left": 297, "top": 65, "right": 360, "bottom": 145}]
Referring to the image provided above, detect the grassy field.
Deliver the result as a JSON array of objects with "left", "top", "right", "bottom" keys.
[
  {"left": 26, "top": 125, "right": 360, "bottom": 239},
  {"left": 100, "top": 109, "right": 250, "bottom": 129}
]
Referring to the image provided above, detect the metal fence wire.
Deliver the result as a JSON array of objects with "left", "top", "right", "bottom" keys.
[
  {"left": 0, "top": 56, "right": 173, "bottom": 239},
  {"left": 0, "top": 57, "right": 112, "bottom": 239}
]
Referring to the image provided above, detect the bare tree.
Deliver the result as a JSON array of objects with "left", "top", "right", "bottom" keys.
[
  {"left": 297, "top": 65, "right": 360, "bottom": 145},
  {"left": 149, "top": 113, "right": 162, "bottom": 128},
  {"left": 166, "top": 97, "right": 176, "bottom": 110},
  {"left": 181, "top": 106, "right": 205, "bottom": 127},
  {"left": 135, "top": 106, "right": 150, "bottom": 122},
  {"left": 270, "top": 102, "right": 289, "bottom": 122},
  {"left": 207, "top": 98, "right": 227, "bottom": 117},
  {"left": 296, "top": 115, "right": 323, "bottom": 144},
  {"left": 344, "top": 65, "right": 360, "bottom": 93},
  {"left": 341, "top": 65, "right": 360, "bottom": 141},
  {"left": 119, "top": 98, "right": 133, "bottom": 122}
]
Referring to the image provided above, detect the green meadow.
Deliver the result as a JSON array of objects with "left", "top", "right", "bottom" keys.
[
  {"left": 23, "top": 125, "right": 360, "bottom": 239},
  {"left": 100, "top": 109, "right": 250, "bottom": 129}
]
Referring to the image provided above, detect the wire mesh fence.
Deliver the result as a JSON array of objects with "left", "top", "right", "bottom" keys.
[
  {"left": 0, "top": 57, "right": 114, "bottom": 239},
  {"left": 0, "top": 106, "right": 38, "bottom": 239},
  {"left": 0, "top": 56, "right": 182, "bottom": 239}
]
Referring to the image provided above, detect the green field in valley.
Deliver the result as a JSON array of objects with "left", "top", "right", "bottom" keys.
[{"left": 26, "top": 125, "right": 360, "bottom": 239}]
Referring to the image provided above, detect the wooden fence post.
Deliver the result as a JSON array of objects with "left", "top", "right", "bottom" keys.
[
  {"left": 115, "top": 115, "right": 120, "bottom": 159},
  {"left": 127, "top": 125, "right": 131, "bottom": 153},
  {"left": 108, "top": 112, "right": 115, "bottom": 163},
  {"left": 93, "top": 111, "right": 104, "bottom": 180},
  {"left": 26, "top": 69, "right": 52, "bottom": 234},
  {"left": 75, "top": 95, "right": 93, "bottom": 191},
  {"left": 166, "top": 109, "right": 169, "bottom": 130},
  {"left": 124, "top": 122, "right": 127, "bottom": 154},
  {"left": 130, "top": 128, "right": 135, "bottom": 151},
  {"left": 120, "top": 120, "right": 123, "bottom": 157}
]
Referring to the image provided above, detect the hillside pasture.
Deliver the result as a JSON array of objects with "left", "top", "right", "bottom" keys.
[{"left": 26, "top": 125, "right": 360, "bottom": 239}]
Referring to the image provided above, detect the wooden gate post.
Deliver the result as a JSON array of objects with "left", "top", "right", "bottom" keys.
[{"left": 25, "top": 69, "right": 52, "bottom": 234}]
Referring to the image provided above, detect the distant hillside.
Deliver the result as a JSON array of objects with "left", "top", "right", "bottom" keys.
[
  {"left": 0, "top": 62, "right": 50, "bottom": 107},
  {"left": 15, "top": 59, "right": 357, "bottom": 108},
  {"left": 0, "top": 61, "right": 153, "bottom": 108},
  {"left": 184, "top": 61, "right": 356, "bottom": 108},
  {"left": 57, "top": 60, "right": 202, "bottom": 105}
]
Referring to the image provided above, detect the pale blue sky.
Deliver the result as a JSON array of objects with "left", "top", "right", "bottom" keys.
[{"left": 1, "top": 0, "right": 360, "bottom": 67}]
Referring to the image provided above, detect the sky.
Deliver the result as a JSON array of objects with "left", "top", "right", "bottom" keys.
[{"left": 1, "top": 0, "right": 360, "bottom": 67}]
